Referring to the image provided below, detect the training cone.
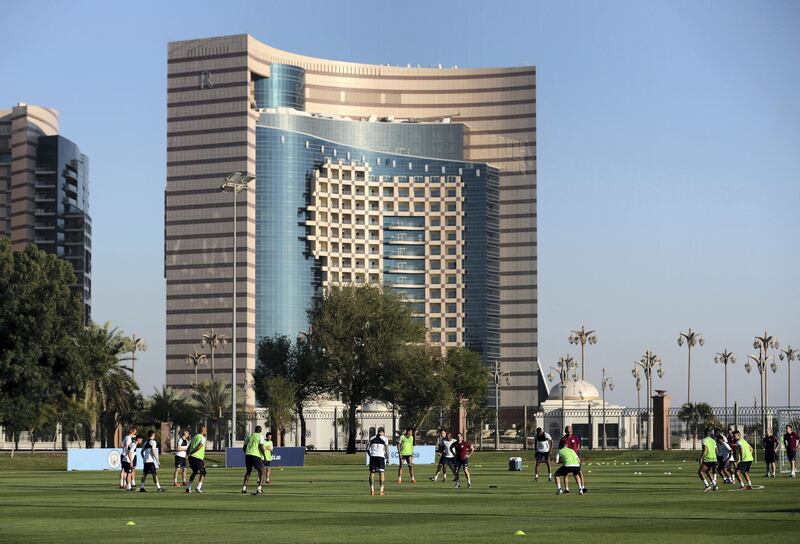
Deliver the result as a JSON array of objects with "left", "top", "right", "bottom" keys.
[
  {"left": 514, "top": 530, "right": 526, "bottom": 536},
  {"left": 126, "top": 521, "right": 136, "bottom": 526}
]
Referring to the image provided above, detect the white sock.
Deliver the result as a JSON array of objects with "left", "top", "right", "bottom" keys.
[
  {"left": 197, "top": 482, "right": 203, "bottom": 490},
  {"left": 702, "top": 479, "right": 709, "bottom": 486}
]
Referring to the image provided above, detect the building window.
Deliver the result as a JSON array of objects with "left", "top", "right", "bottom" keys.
[
  {"left": 305, "top": 141, "right": 310, "bottom": 149},
  {"left": 424, "top": 164, "right": 429, "bottom": 172},
  {"left": 476, "top": 169, "right": 481, "bottom": 177}
]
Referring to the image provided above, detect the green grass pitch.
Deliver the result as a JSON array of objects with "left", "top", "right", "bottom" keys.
[{"left": 0, "top": 451, "right": 797, "bottom": 543}]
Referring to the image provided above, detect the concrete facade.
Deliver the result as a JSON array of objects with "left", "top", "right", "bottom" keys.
[{"left": 165, "top": 34, "right": 536, "bottom": 408}]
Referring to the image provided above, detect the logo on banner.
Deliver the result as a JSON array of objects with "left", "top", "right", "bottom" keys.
[{"left": 107, "top": 450, "right": 121, "bottom": 469}]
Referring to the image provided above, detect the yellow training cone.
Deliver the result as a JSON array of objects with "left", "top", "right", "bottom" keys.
[
  {"left": 126, "top": 521, "right": 136, "bottom": 526},
  {"left": 514, "top": 530, "right": 526, "bottom": 536}
]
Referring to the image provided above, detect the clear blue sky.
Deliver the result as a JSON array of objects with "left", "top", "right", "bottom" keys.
[{"left": 2, "top": 0, "right": 798, "bottom": 408}]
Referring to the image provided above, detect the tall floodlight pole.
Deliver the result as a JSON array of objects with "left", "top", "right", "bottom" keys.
[
  {"left": 201, "top": 328, "right": 229, "bottom": 381},
  {"left": 633, "top": 351, "right": 663, "bottom": 450},
  {"left": 568, "top": 326, "right": 597, "bottom": 380},
  {"left": 548, "top": 355, "right": 578, "bottom": 431},
  {"left": 220, "top": 172, "right": 255, "bottom": 447},
  {"left": 185, "top": 348, "right": 208, "bottom": 386},
  {"left": 491, "top": 359, "right": 511, "bottom": 450},
  {"left": 631, "top": 365, "right": 642, "bottom": 449},
  {"left": 752, "top": 331, "right": 779, "bottom": 433},
  {"left": 778, "top": 346, "right": 798, "bottom": 408},
  {"left": 677, "top": 328, "right": 704, "bottom": 405},
  {"left": 128, "top": 334, "right": 148, "bottom": 378},
  {"left": 713, "top": 350, "right": 736, "bottom": 426},
  {"left": 600, "top": 368, "right": 614, "bottom": 450}
]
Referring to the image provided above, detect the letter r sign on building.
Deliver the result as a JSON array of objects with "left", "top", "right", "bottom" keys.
[{"left": 200, "top": 71, "right": 213, "bottom": 89}]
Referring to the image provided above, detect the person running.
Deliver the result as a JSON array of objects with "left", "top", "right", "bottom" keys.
[
  {"left": 139, "top": 430, "right": 165, "bottom": 492},
  {"left": 242, "top": 425, "right": 267, "bottom": 495},
  {"left": 783, "top": 425, "right": 798, "bottom": 478},
  {"left": 533, "top": 427, "right": 553, "bottom": 482},
  {"left": 185, "top": 426, "right": 208, "bottom": 494},
  {"left": 368, "top": 427, "right": 390, "bottom": 496},
  {"left": 173, "top": 429, "right": 190, "bottom": 486},
  {"left": 119, "top": 426, "right": 137, "bottom": 489},
  {"left": 762, "top": 430, "right": 779, "bottom": 478},
  {"left": 450, "top": 432, "right": 475, "bottom": 489},
  {"left": 263, "top": 431, "right": 274, "bottom": 484},
  {"left": 698, "top": 428, "right": 719, "bottom": 492},
  {"left": 396, "top": 428, "right": 416, "bottom": 484},
  {"left": 431, "top": 430, "right": 454, "bottom": 482},
  {"left": 715, "top": 432, "right": 733, "bottom": 484},
  {"left": 554, "top": 444, "right": 584, "bottom": 495},
  {"left": 734, "top": 430, "right": 754, "bottom": 490}
]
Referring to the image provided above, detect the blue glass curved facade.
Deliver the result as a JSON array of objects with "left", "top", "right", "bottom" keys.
[
  {"left": 254, "top": 64, "right": 306, "bottom": 110},
  {"left": 255, "top": 112, "right": 499, "bottom": 361}
]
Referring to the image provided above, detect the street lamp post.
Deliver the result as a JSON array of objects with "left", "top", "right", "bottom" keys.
[
  {"left": 778, "top": 346, "right": 798, "bottom": 407},
  {"left": 713, "top": 350, "right": 736, "bottom": 426},
  {"left": 220, "top": 172, "right": 255, "bottom": 447},
  {"left": 633, "top": 350, "right": 663, "bottom": 450},
  {"left": 548, "top": 355, "right": 578, "bottom": 431},
  {"left": 600, "top": 368, "right": 614, "bottom": 450},
  {"left": 128, "top": 334, "right": 147, "bottom": 378},
  {"left": 631, "top": 365, "right": 642, "bottom": 449},
  {"left": 491, "top": 359, "right": 511, "bottom": 450},
  {"left": 185, "top": 348, "right": 208, "bottom": 386},
  {"left": 677, "top": 328, "right": 704, "bottom": 405},
  {"left": 201, "top": 328, "right": 229, "bottom": 381},
  {"left": 751, "top": 331, "right": 779, "bottom": 433},
  {"left": 568, "top": 326, "right": 597, "bottom": 380}
]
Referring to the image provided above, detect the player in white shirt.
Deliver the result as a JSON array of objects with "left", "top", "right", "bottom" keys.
[
  {"left": 139, "top": 430, "right": 165, "bottom": 492},
  {"left": 173, "top": 429, "right": 190, "bottom": 487},
  {"left": 367, "top": 427, "right": 390, "bottom": 496},
  {"left": 119, "top": 426, "right": 137, "bottom": 489},
  {"left": 430, "top": 431, "right": 455, "bottom": 482},
  {"left": 533, "top": 427, "right": 553, "bottom": 482}
]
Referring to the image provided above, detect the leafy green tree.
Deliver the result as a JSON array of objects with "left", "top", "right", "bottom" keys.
[
  {"left": 677, "top": 402, "right": 716, "bottom": 449},
  {"left": 262, "top": 376, "right": 297, "bottom": 447},
  {"left": 254, "top": 334, "right": 326, "bottom": 446},
  {"left": 0, "top": 240, "right": 84, "bottom": 447},
  {"left": 445, "top": 348, "right": 489, "bottom": 411},
  {"left": 308, "top": 285, "right": 424, "bottom": 453},
  {"left": 388, "top": 346, "right": 453, "bottom": 433}
]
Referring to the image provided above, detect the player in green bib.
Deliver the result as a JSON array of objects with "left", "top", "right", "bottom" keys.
[
  {"left": 734, "top": 430, "right": 754, "bottom": 490},
  {"left": 242, "top": 425, "right": 266, "bottom": 495},
  {"left": 698, "top": 428, "right": 719, "bottom": 492},
  {"left": 554, "top": 446, "right": 584, "bottom": 495},
  {"left": 264, "top": 432, "right": 274, "bottom": 484},
  {"left": 396, "top": 428, "right": 416, "bottom": 484},
  {"left": 185, "top": 426, "right": 207, "bottom": 494}
]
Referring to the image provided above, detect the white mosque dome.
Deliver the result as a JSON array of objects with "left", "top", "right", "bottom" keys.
[{"left": 548, "top": 379, "right": 601, "bottom": 401}]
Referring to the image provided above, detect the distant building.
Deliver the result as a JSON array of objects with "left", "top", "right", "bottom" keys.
[
  {"left": 165, "top": 35, "right": 537, "bottom": 409},
  {"left": 0, "top": 103, "right": 92, "bottom": 320}
]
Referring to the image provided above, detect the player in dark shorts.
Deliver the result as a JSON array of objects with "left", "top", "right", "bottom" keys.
[
  {"left": 430, "top": 430, "right": 454, "bottom": 482},
  {"left": 533, "top": 427, "right": 553, "bottom": 482},
  {"left": 559, "top": 426, "right": 587, "bottom": 491},
  {"left": 173, "top": 429, "right": 190, "bottom": 486},
  {"left": 450, "top": 432, "right": 475, "bottom": 489},
  {"left": 734, "top": 430, "right": 754, "bottom": 490},
  {"left": 368, "top": 427, "right": 389, "bottom": 496},
  {"left": 762, "top": 430, "right": 779, "bottom": 478},
  {"left": 242, "top": 425, "right": 267, "bottom": 495},
  {"left": 698, "top": 428, "right": 719, "bottom": 492},
  {"left": 715, "top": 433, "right": 733, "bottom": 484},
  {"left": 783, "top": 425, "right": 799, "bottom": 478}
]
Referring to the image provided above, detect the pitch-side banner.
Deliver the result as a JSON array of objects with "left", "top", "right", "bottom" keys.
[
  {"left": 67, "top": 448, "right": 142, "bottom": 471},
  {"left": 225, "top": 447, "right": 305, "bottom": 468},
  {"left": 364, "top": 445, "right": 436, "bottom": 465}
]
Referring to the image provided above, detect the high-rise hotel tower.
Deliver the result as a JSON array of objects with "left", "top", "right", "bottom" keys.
[{"left": 166, "top": 35, "right": 537, "bottom": 408}]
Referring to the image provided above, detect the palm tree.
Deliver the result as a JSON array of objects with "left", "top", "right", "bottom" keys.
[
  {"left": 148, "top": 386, "right": 192, "bottom": 430},
  {"left": 201, "top": 328, "right": 228, "bottom": 381},
  {"left": 191, "top": 380, "right": 231, "bottom": 450},
  {"left": 677, "top": 402, "right": 715, "bottom": 449},
  {"left": 79, "top": 322, "right": 139, "bottom": 448}
]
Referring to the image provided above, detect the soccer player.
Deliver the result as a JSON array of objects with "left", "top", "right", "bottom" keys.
[
  {"left": 396, "top": 427, "right": 416, "bottom": 484},
  {"left": 698, "top": 428, "right": 719, "bottom": 492},
  {"left": 368, "top": 427, "right": 390, "bottom": 496},
  {"left": 533, "top": 427, "right": 553, "bottom": 482},
  {"left": 783, "top": 425, "right": 798, "bottom": 478},
  {"left": 715, "top": 433, "right": 733, "bottom": 484},
  {"left": 554, "top": 444, "right": 583, "bottom": 495},
  {"left": 450, "top": 432, "right": 475, "bottom": 489},
  {"left": 559, "top": 426, "right": 587, "bottom": 491},
  {"left": 129, "top": 435, "right": 143, "bottom": 490},
  {"left": 139, "top": 430, "right": 165, "bottom": 492},
  {"left": 242, "top": 425, "right": 266, "bottom": 495},
  {"left": 762, "top": 430, "right": 779, "bottom": 478},
  {"left": 431, "top": 430, "right": 454, "bottom": 482},
  {"left": 173, "top": 429, "right": 190, "bottom": 486},
  {"left": 263, "top": 431, "right": 274, "bottom": 484},
  {"left": 119, "top": 426, "right": 137, "bottom": 489},
  {"left": 734, "top": 430, "right": 754, "bottom": 490},
  {"left": 185, "top": 426, "right": 208, "bottom": 494}
]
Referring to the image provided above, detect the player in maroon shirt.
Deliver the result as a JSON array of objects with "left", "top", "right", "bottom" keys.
[
  {"left": 783, "top": 425, "right": 799, "bottom": 477},
  {"left": 558, "top": 426, "right": 588, "bottom": 492},
  {"left": 726, "top": 427, "right": 739, "bottom": 466},
  {"left": 449, "top": 432, "right": 475, "bottom": 489},
  {"left": 762, "top": 431, "right": 779, "bottom": 477}
]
